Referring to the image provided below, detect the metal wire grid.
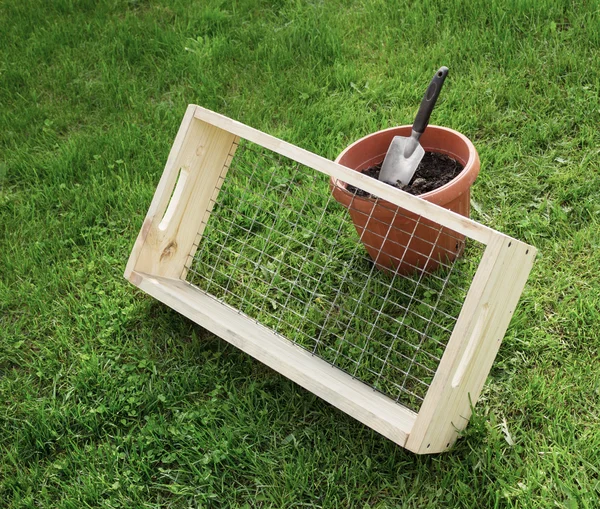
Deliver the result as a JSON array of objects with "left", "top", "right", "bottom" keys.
[{"left": 186, "top": 140, "right": 483, "bottom": 411}]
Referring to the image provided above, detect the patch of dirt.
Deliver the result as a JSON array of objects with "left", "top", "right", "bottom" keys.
[{"left": 346, "top": 152, "right": 464, "bottom": 197}]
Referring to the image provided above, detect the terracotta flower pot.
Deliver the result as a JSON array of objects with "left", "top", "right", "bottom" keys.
[{"left": 332, "top": 125, "right": 480, "bottom": 275}]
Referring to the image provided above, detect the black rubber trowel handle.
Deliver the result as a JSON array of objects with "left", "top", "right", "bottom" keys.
[{"left": 412, "top": 66, "right": 449, "bottom": 135}]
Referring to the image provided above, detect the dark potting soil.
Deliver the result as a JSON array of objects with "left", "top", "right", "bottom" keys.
[{"left": 346, "top": 151, "right": 464, "bottom": 197}]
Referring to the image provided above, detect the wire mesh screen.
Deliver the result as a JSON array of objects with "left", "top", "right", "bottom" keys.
[{"left": 186, "top": 140, "right": 484, "bottom": 411}]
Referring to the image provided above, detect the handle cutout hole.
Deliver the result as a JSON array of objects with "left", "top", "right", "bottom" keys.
[
  {"left": 159, "top": 168, "right": 189, "bottom": 232},
  {"left": 452, "top": 304, "right": 489, "bottom": 388}
]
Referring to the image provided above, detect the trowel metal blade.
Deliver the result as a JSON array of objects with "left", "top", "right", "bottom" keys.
[{"left": 379, "top": 136, "right": 425, "bottom": 186}]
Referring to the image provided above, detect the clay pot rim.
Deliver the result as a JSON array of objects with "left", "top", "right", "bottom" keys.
[{"left": 332, "top": 125, "right": 479, "bottom": 205}]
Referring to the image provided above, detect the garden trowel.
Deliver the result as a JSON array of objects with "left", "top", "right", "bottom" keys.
[{"left": 379, "top": 66, "right": 449, "bottom": 185}]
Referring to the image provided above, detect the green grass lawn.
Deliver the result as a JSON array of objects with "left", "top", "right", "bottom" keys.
[{"left": 1, "top": 0, "right": 599, "bottom": 507}]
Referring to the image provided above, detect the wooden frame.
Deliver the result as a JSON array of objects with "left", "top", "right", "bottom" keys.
[{"left": 125, "top": 105, "right": 537, "bottom": 454}]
